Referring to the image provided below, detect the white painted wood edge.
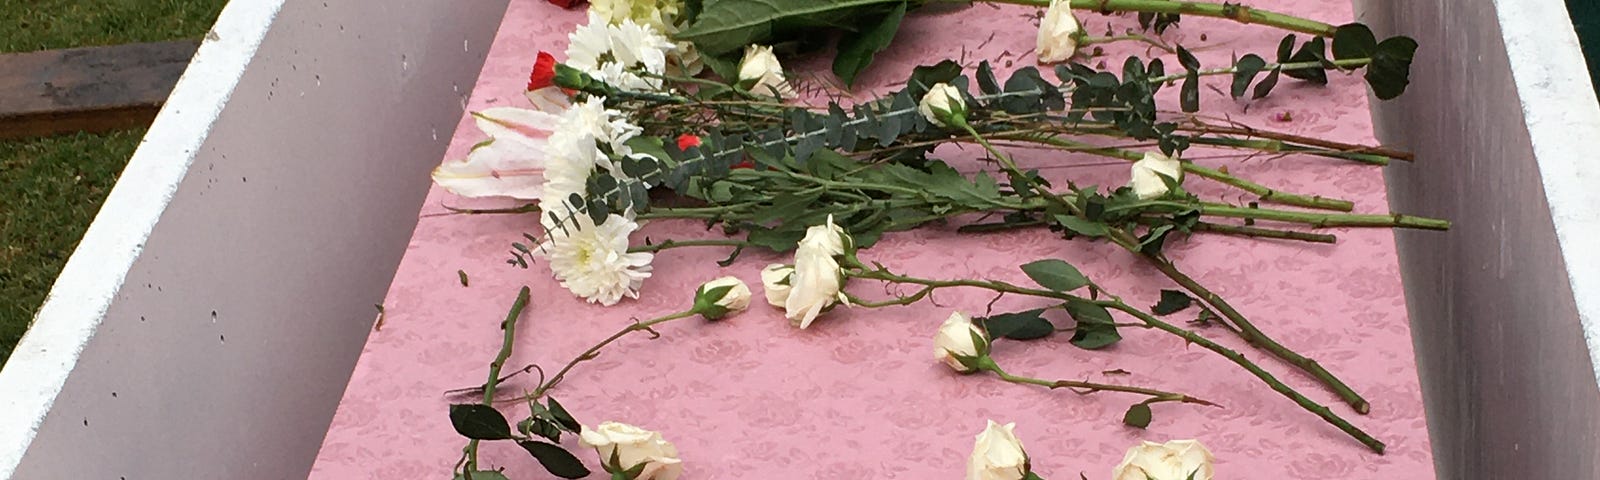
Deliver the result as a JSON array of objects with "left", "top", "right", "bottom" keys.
[
  {"left": 1495, "top": 0, "right": 1600, "bottom": 384},
  {"left": 0, "top": 1, "right": 286, "bottom": 475}
]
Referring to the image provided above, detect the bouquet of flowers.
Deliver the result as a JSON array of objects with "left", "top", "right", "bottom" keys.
[{"left": 430, "top": 0, "right": 1442, "bottom": 478}]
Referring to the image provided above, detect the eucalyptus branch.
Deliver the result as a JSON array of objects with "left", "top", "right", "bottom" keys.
[
  {"left": 628, "top": 238, "right": 754, "bottom": 254},
  {"left": 462, "top": 286, "right": 531, "bottom": 473},
  {"left": 845, "top": 265, "right": 1385, "bottom": 453}
]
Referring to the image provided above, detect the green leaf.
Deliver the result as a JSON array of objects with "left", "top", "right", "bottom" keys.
[
  {"left": 1331, "top": 23, "right": 1378, "bottom": 61},
  {"left": 454, "top": 471, "right": 512, "bottom": 480},
  {"left": 1066, "top": 299, "right": 1121, "bottom": 349},
  {"left": 832, "top": 1, "right": 907, "bottom": 86},
  {"left": 754, "top": 190, "right": 824, "bottom": 224},
  {"left": 677, "top": 0, "right": 907, "bottom": 56},
  {"left": 1053, "top": 214, "right": 1108, "bottom": 238},
  {"left": 1283, "top": 37, "right": 1329, "bottom": 85},
  {"left": 1123, "top": 403, "right": 1153, "bottom": 428},
  {"left": 1179, "top": 72, "right": 1199, "bottom": 113},
  {"left": 518, "top": 441, "right": 592, "bottom": 479},
  {"left": 1176, "top": 45, "right": 1200, "bottom": 71},
  {"left": 1276, "top": 34, "right": 1296, "bottom": 63},
  {"left": 1252, "top": 67, "right": 1281, "bottom": 99},
  {"left": 546, "top": 397, "right": 581, "bottom": 432},
  {"left": 1151, "top": 289, "right": 1194, "bottom": 315},
  {"left": 977, "top": 309, "right": 1054, "bottom": 340},
  {"left": 1366, "top": 36, "right": 1418, "bottom": 100},
  {"left": 1230, "top": 54, "right": 1267, "bottom": 99},
  {"left": 977, "top": 60, "right": 1000, "bottom": 95},
  {"left": 906, "top": 60, "right": 963, "bottom": 99},
  {"left": 449, "top": 404, "right": 514, "bottom": 440},
  {"left": 1020, "top": 259, "right": 1090, "bottom": 292}
]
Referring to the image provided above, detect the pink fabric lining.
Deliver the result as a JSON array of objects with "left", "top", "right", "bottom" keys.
[{"left": 310, "top": 1, "right": 1437, "bottom": 478}]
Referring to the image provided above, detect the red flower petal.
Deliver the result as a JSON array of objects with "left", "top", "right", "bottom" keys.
[
  {"left": 676, "top": 133, "right": 702, "bottom": 151},
  {"left": 547, "top": 0, "right": 584, "bottom": 8},
  {"left": 526, "top": 51, "right": 557, "bottom": 91}
]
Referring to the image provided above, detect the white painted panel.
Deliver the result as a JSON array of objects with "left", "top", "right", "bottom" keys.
[
  {"left": 1358, "top": 0, "right": 1600, "bottom": 478},
  {"left": 0, "top": 0, "right": 510, "bottom": 478}
]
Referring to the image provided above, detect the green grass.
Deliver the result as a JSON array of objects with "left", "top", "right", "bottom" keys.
[{"left": 0, "top": 0, "right": 228, "bottom": 364}]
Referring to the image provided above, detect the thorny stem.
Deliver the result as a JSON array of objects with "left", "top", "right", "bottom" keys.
[
  {"left": 461, "top": 286, "right": 531, "bottom": 474},
  {"left": 959, "top": 118, "right": 1376, "bottom": 416},
  {"left": 628, "top": 238, "right": 754, "bottom": 254},
  {"left": 846, "top": 266, "right": 1385, "bottom": 453},
  {"left": 1147, "top": 58, "right": 1375, "bottom": 86},
  {"left": 977, "top": 357, "right": 1219, "bottom": 407},
  {"left": 1013, "top": 0, "right": 1341, "bottom": 37},
  {"left": 519, "top": 309, "right": 699, "bottom": 402}
]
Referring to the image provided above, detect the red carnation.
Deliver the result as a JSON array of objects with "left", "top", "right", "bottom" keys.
[
  {"left": 526, "top": 51, "right": 557, "bottom": 91},
  {"left": 676, "top": 133, "right": 702, "bottom": 150}
]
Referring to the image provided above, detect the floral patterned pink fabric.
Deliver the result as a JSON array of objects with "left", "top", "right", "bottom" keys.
[{"left": 309, "top": 1, "right": 1438, "bottom": 478}]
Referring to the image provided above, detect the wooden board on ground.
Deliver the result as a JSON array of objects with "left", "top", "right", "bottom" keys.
[{"left": 0, "top": 40, "right": 198, "bottom": 139}]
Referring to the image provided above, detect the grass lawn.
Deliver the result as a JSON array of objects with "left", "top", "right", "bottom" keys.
[{"left": 0, "top": 0, "right": 228, "bottom": 364}]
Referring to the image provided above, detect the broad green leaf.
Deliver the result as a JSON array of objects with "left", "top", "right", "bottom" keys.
[
  {"left": 1066, "top": 299, "right": 1121, "bottom": 349},
  {"left": 1151, "top": 289, "right": 1194, "bottom": 315},
  {"left": 678, "top": 0, "right": 906, "bottom": 56},
  {"left": 833, "top": 1, "right": 908, "bottom": 86},
  {"left": 755, "top": 190, "right": 824, "bottom": 224},
  {"left": 1052, "top": 214, "right": 1108, "bottom": 238},
  {"left": 1366, "top": 36, "right": 1418, "bottom": 100},
  {"left": 449, "top": 404, "right": 514, "bottom": 440},
  {"left": 1230, "top": 54, "right": 1267, "bottom": 99},
  {"left": 546, "top": 397, "right": 581, "bottom": 432},
  {"left": 1331, "top": 23, "right": 1378, "bottom": 60},
  {"left": 518, "top": 441, "right": 592, "bottom": 479},
  {"left": 1123, "top": 403, "right": 1153, "bottom": 428},
  {"left": 1020, "top": 259, "right": 1090, "bottom": 292},
  {"left": 977, "top": 309, "right": 1054, "bottom": 340}
]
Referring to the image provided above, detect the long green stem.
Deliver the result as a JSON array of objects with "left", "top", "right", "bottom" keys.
[
  {"left": 847, "top": 266, "right": 1384, "bottom": 453},
  {"left": 1149, "top": 58, "right": 1373, "bottom": 85},
  {"left": 628, "top": 238, "right": 753, "bottom": 254},
  {"left": 1200, "top": 204, "right": 1451, "bottom": 230},
  {"left": 976, "top": 357, "right": 1219, "bottom": 407},
  {"left": 463, "top": 286, "right": 531, "bottom": 473},
  {"left": 992, "top": 133, "right": 1357, "bottom": 211},
  {"left": 521, "top": 309, "right": 698, "bottom": 402},
  {"left": 981, "top": 0, "right": 1339, "bottom": 37}
]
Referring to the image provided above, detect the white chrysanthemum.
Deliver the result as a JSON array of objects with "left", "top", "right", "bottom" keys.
[
  {"left": 566, "top": 13, "right": 674, "bottom": 92},
  {"left": 541, "top": 212, "right": 654, "bottom": 306},
  {"left": 590, "top": 0, "right": 682, "bottom": 34}
]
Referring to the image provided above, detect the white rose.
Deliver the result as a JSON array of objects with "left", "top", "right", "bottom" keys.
[
  {"left": 737, "top": 45, "right": 795, "bottom": 98},
  {"left": 1036, "top": 0, "right": 1083, "bottom": 63},
  {"left": 967, "top": 420, "right": 1030, "bottom": 480},
  {"left": 579, "top": 422, "right": 684, "bottom": 480},
  {"left": 934, "top": 311, "right": 990, "bottom": 373},
  {"left": 784, "top": 245, "right": 844, "bottom": 329},
  {"left": 694, "top": 276, "right": 751, "bottom": 320},
  {"left": 760, "top": 263, "right": 795, "bottom": 308},
  {"left": 798, "top": 214, "right": 849, "bottom": 257},
  {"left": 918, "top": 83, "right": 968, "bottom": 127},
  {"left": 1112, "top": 439, "right": 1215, "bottom": 480},
  {"left": 1129, "top": 151, "right": 1184, "bottom": 200}
]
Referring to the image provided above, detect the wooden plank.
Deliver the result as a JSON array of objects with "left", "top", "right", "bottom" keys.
[{"left": 0, "top": 40, "right": 199, "bottom": 139}]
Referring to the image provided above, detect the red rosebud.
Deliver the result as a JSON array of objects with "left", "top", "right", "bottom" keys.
[
  {"left": 676, "top": 133, "right": 702, "bottom": 150},
  {"left": 547, "top": 0, "right": 584, "bottom": 8},
  {"left": 526, "top": 51, "right": 557, "bottom": 91}
]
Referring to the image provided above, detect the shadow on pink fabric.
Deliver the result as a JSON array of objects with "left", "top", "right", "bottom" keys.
[{"left": 309, "top": 1, "right": 1437, "bottom": 478}]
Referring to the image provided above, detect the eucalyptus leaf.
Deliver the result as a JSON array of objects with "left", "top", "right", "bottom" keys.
[
  {"left": 1252, "top": 67, "right": 1282, "bottom": 99},
  {"left": 1331, "top": 23, "right": 1378, "bottom": 61},
  {"left": 1230, "top": 54, "right": 1267, "bottom": 99},
  {"left": 977, "top": 60, "right": 1000, "bottom": 95},
  {"left": 1366, "top": 36, "right": 1418, "bottom": 100},
  {"left": 1180, "top": 72, "right": 1199, "bottom": 113}
]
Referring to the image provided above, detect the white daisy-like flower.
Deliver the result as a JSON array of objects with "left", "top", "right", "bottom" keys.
[
  {"left": 541, "top": 212, "right": 654, "bottom": 306},
  {"left": 566, "top": 13, "right": 674, "bottom": 92}
]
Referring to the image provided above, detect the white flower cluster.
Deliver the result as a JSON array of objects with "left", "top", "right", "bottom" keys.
[{"left": 567, "top": 12, "right": 676, "bottom": 91}]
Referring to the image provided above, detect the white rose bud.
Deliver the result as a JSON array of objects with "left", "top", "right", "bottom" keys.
[
  {"left": 784, "top": 216, "right": 851, "bottom": 329},
  {"left": 934, "top": 311, "right": 991, "bottom": 373},
  {"left": 918, "top": 83, "right": 968, "bottom": 127},
  {"left": 967, "top": 420, "right": 1031, "bottom": 480},
  {"left": 1129, "top": 151, "right": 1184, "bottom": 200},
  {"left": 737, "top": 45, "right": 796, "bottom": 98},
  {"left": 694, "top": 276, "right": 751, "bottom": 320},
  {"left": 579, "top": 422, "right": 685, "bottom": 480},
  {"left": 760, "top": 263, "right": 795, "bottom": 308},
  {"left": 1036, "top": 0, "right": 1083, "bottom": 64},
  {"left": 1112, "top": 439, "right": 1215, "bottom": 480}
]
